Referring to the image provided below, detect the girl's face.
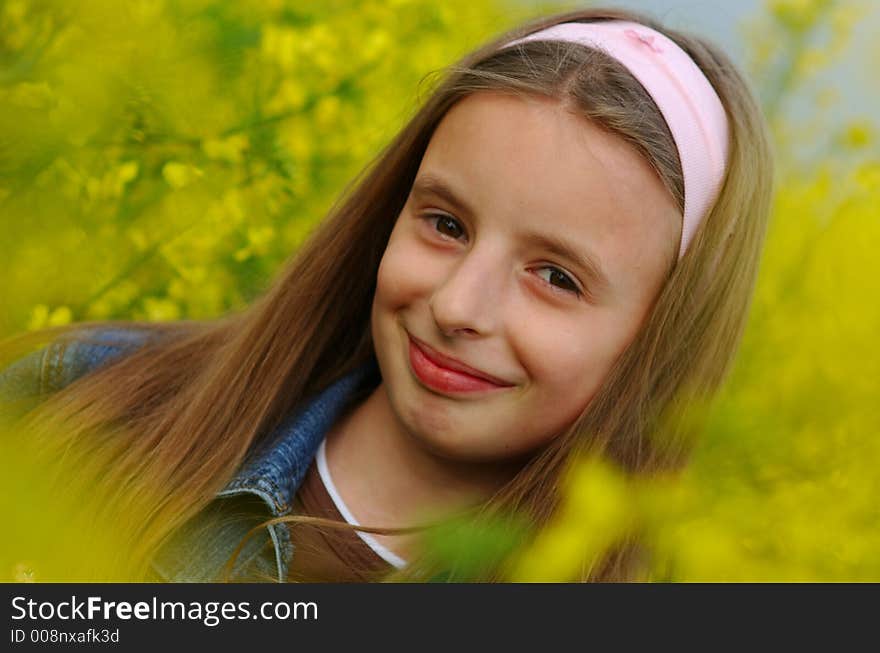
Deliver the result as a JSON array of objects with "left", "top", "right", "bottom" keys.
[{"left": 371, "top": 90, "right": 681, "bottom": 462}]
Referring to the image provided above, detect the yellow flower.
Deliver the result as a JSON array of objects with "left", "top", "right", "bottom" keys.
[
  {"left": 842, "top": 122, "right": 873, "bottom": 149},
  {"left": 202, "top": 134, "right": 249, "bottom": 163},
  {"left": 162, "top": 162, "right": 203, "bottom": 189},
  {"left": 508, "top": 456, "right": 634, "bottom": 581},
  {"left": 315, "top": 95, "right": 341, "bottom": 129},
  {"left": 27, "top": 305, "right": 74, "bottom": 330},
  {"left": 142, "top": 297, "right": 180, "bottom": 322}
]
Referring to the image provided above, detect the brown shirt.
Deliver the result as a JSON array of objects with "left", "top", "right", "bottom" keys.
[{"left": 286, "top": 456, "right": 395, "bottom": 582}]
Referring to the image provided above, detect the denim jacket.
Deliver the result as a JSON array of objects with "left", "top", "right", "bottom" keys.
[{"left": 0, "top": 326, "right": 379, "bottom": 582}]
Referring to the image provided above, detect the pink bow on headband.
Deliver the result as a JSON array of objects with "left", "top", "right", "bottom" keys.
[{"left": 624, "top": 28, "right": 664, "bottom": 53}]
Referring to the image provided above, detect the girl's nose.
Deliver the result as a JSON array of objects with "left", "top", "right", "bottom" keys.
[{"left": 428, "top": 245, "right": 505, "bottom": 338}]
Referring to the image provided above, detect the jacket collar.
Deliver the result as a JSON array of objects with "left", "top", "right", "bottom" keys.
[
  {"left": 218, "top": 358, "right": 380, "bottom": 516},
  {"left": 195, "top": 358, "right": 378, "bottom": 582}
]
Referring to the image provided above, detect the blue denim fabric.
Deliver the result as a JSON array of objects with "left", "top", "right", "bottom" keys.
[{"left": 0, "top": 326, "right": 378, "bottom": 582}]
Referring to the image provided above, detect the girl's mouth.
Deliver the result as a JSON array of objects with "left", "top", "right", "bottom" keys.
[{"left": 407, "top": 335, "right": 513, "bottom": 395}]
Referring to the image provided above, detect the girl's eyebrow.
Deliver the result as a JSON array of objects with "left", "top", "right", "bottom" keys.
[
  {"left": 520, "top": 229, "right": 611, "bottom": 295},
  {"left": 412, "top": 174, "right": 475, "bottom": 217},
  {"left": 411, "top": 174, "right": 612, "bottom": 295}
]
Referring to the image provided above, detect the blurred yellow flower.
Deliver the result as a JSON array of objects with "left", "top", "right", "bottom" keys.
[
  {"left": 842, "top": 122, "right": 873, "bottom": 149},
  {"left": 162, "top": 162, "right": 204, "bottom": 189},
  {"left": 508, "top": 456, "right": 634, "bottom": 581},
  {"left": 202, "top": 134, "right": 249, "bottom": 163},
  {"left": 315, "top": 95, "right": 342, "bottom": 129},
  {"left": 27, "top": 305, "right": 73, "bottom": 330},
  {"left": 142, "top": 297, "right": 180, "bottom": 322}
]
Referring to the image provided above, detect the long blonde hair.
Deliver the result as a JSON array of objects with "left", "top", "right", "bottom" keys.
[{"left": 1, "top": 6, "right": 774, "bottom": 582}]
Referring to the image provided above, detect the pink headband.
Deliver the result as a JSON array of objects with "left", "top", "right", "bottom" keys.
[{"left": 503, "top": 20, "right": 730, "bottom": 261}]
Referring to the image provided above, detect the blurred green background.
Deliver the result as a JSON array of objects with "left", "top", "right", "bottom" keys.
[{"left": 1, "top": 0, "right": 877, "bottom": 581}]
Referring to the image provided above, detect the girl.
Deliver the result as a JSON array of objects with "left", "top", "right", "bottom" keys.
[{"left": 0, "top": 6, "right": 774, "bottom": 582}]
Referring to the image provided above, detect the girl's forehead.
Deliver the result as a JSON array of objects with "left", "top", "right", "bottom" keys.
[{"left": 425, "top": 92, "right": 672, "bottom": 225}]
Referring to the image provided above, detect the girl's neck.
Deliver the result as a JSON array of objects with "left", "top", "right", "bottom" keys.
[{"left": 322, "top": 382, "right": 523, "bottom": 561}]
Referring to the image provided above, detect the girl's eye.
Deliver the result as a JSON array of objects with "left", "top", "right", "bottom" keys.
[
  {"left": 534, "top": 267, "right": 582, "bottom": 297},
  {"left": 424, "top": 213, "right": 467, "bottom": 241},
  {"left": 421, "top": 213, "right": 583, "bottom": 299}
]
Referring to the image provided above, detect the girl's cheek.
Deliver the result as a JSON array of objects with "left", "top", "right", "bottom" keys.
[
  {"left": 380, "top": 230, "right": 448, "bottom": 299},
  {"left": 377, "top": 239, "right": 431, "bottom": 305},
  {"left": 512, "top": 315, "right": 594, "bottom": 385}
]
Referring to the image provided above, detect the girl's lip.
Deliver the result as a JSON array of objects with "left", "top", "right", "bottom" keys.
[
  {"left": 408, "top": 334, "right": 513, "bottom": 385},
  {"left": 407, "top": 334, "right": 515, "bottom": 393}
]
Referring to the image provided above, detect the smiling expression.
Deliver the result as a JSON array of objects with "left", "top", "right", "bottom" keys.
[{"left": 370, "top": 90, "right": 681, "bottom": 462}]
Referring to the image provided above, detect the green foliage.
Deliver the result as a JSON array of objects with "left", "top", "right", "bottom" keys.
[
  {"left": 422, "top": 512, "right": 531, "bottom": 581},
  {"left": 0, "top": 0, "right": 531, "bottom": 334}
]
